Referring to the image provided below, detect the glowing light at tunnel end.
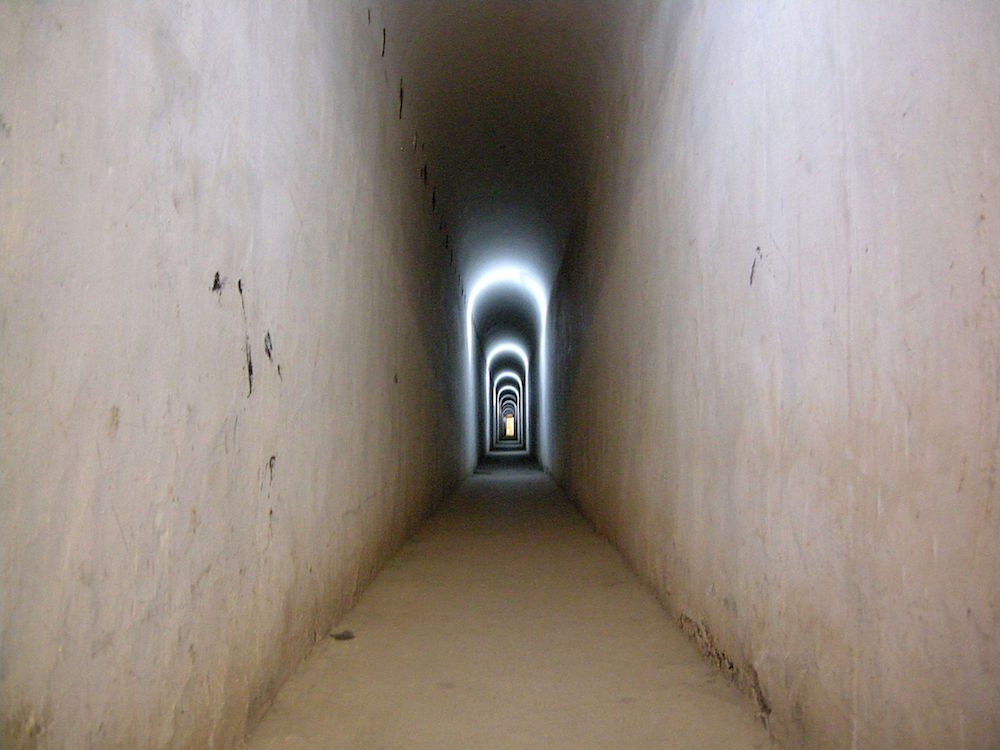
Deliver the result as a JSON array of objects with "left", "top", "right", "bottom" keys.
[{"left": 464, "top": 262, "right": 550, "bottom": 466}]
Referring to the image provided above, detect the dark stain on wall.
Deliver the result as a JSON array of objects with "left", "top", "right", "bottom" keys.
[
  {"left": 238, "top": 280, "right": 253, "bottom": 397},
  {"left": 749, "top": 246, "right": 763, "bottom": 287},
  {"left": 108, "top": 405, "right": 120, "bottom": 438},
  {"left": 679, "top": 613, "right": 771, "bottom": 727},
  {"left": 263, "top": 331, "right": 283, "bottom": 380},
  {"left": 2, "top": 702, "right": 49, "bottom": 750},
  {"left": 245, "top": 342, "right": 254, "bottom": 396}
]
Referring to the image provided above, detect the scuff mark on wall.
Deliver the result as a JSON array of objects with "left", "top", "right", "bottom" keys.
[
  {"left": 749, "top": 246, "right": 762, "bottom": 287},
  {"left": 2, "top": 703, "right": 48, "bottom": 750},
  {"left": 108, "top": 405, "right": 120, "bottom": 437},
  {"left": 678, "top": 613, "right": 771, "bottom": 726},
  {"left": 238, "top": 279, "right": 253, "bottom": 397}
]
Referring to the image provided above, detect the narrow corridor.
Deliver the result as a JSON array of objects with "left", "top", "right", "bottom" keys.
[
  {"left": 3, "top": 3, "right": 998, "bottom": 749},
  {"left": 242, "top": 459, "right": 776, "bottom": 749}
]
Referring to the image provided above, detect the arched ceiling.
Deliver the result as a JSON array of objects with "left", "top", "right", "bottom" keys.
[
  {"left": 380, "top": 1, "right": 626, "bottom": 460},
  {"left": 474, "top": 285, "right": 538, "bottom": 346},
  {"left": 383, "top": 0, "right": 624, "bottom": 290},
  {"left": 487, "top": 351, "right": 526, "bottom": 380}
]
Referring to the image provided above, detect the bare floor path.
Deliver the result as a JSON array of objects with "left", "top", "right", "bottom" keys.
[{"left": 242, "top": 460, "right": 778, "bottom": 749}]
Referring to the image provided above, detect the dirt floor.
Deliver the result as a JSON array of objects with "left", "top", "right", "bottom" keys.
[{"left": 240, "top": 458, "right": 779, "bottom": 749}]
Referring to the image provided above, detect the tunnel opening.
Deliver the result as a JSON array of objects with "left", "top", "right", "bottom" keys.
[
  {"left": 380, "top": 0, "right": 618, "bottom": 475},
  {"left": 493, "top": 375, "right": 523, "bottom": 450},
  {"left": 467, "top": 274, "right": 547, "bottom": 466}
]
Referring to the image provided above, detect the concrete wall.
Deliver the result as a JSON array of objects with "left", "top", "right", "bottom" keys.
[
  {"left": 552, "top": 3, "right": 1000, "bottom": 748},
  {"left": 1, "top": 3, "right": 462, "bottom": 747}
]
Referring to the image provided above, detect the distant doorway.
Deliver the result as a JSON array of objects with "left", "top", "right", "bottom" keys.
[{"left": 504, "top": 414, "right": 515, "bottom": 437}]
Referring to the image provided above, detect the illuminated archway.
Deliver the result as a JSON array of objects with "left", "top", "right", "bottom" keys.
[
  {"left": 464, "top": 263, "right": 549, "bottom": 465},
  {"left": 484, "top": 341, "right": 530, "bottom": 454},
  {"left": 493, "top": 376, "right": 523, "bottom": 448},
  {"left": 497, "top": 389, "right": 520, "bottom": 443},
  {"left": 494, "top": 376, "right": 523, "bottom": 441}
]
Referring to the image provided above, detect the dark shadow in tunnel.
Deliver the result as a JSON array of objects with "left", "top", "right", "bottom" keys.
[
  {"left": 474, "top": 283, "right": 539, "bottom": 461},
  {"left": 474, "top": 452, "right": 542, "bottom": 476},
  {"left": 382, "top": 1, "right": 626, "bottom": 471}
]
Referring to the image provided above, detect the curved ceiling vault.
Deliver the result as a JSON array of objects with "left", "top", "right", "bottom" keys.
[{"left": 382, "top": 1, "right": 625, "bottom": 463}]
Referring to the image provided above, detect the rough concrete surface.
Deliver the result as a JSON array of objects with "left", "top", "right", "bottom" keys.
[
  {"left": 1, "top": 4, "right": 462, "bottom": 747},
  {"left": 3, "top": 2, "right": 999, "bottom": 748},
  {"left": 241, "top": 462, "right": 778, "bottom": 749},
  {"left": 551, "top": 3, "right": 1000, "bottom": 748}
]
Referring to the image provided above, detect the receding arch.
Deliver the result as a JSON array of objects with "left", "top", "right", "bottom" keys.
[
  {"left": 464, "top": 263, "right": 549, "bottom": 464},
  {"left": 483, "top": 341, "right": 530, "bottom": 455},
  {"left": 493, "top": 376, "right": 523, "bottom": 448}
]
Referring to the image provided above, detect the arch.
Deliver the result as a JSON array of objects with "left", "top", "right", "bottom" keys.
[
  {"left": 484, "top": 341, "right": 530, "bottom": 454},
  {"left": 494, "top": 379, "right": 523, "bottom": 447},
  {"left": 464, "top": 263, "right": 549, "bottom": 464},
  {"left": 492, "top": 371, "right": 525, "bottom": 450}
]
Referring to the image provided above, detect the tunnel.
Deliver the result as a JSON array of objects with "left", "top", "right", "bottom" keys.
[{"left": 2, "top": 3, "right": 999, "bottom": 749}]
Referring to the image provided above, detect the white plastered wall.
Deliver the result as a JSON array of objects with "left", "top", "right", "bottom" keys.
[
  {"left": 553, "top": 3, "right": 1000, "bottom": 748},
  {"left": 0, "top": 3, "right": 462, "bottom": 747}
]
